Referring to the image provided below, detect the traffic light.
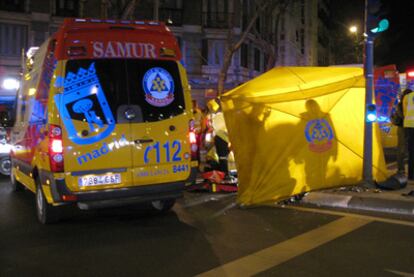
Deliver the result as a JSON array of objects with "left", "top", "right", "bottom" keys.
[
  {"left": 366, "top": 104, "right": 377, "bottom": 122},
  {"left": 366, "top": 0, "right": 389, "bottom": 37}
]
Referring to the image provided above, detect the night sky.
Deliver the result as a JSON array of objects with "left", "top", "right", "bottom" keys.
[{"left": 330, "top": 0, "right": 414, "bottom": 72}]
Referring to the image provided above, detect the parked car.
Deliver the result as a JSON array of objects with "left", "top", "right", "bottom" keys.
[{"left": 0, "top": 129, "right": 11, "bottom": 175}]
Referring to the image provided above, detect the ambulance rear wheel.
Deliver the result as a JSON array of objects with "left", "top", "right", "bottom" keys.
[
  {"left": 151, "top": 199, "right": 176, "bottom": 212},
  {"left": 36, "top": 180, "right": 60, "bottom": 224}
]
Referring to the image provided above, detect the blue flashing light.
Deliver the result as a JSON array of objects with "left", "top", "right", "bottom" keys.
[{"left": 366, "top": 104, "right": 377, "bottom": 122}]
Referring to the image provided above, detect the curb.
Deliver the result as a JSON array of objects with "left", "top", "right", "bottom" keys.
[{"left": 301, "top": 192, "right": 414, "bottom": 216}]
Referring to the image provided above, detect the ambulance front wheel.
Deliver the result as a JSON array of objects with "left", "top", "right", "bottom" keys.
[
  {"left": 151, "top": 199, "right": 176, "bottom": 212},
  {"left": 36, "top": 179, "right": 61, "bottom": 224}
]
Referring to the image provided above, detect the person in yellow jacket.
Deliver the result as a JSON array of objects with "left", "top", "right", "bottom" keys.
[
  {"left": 402, "top": 88, "right": 414, "bottom": 179},
  {"left": 192, "top": 100, "right": 205, "bottom": 162},
  {"left": 207, "top": 99, "right": 230, "bottom": 176}
]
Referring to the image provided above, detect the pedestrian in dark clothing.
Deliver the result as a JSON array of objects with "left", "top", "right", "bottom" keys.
[{"left": 391, "top": 90, "right": 407, "bottom": 173}]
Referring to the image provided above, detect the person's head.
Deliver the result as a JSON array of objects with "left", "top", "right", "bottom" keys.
[{"left": 305, "top": 99, "right": 321, "bottom": 113}]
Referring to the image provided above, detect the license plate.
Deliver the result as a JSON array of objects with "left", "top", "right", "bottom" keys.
[{"left": 79, "top": 173, "right": 121, "bottom": 187}]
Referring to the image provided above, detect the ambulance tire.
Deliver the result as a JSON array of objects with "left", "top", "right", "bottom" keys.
[
  {"left": 35, "top": 178, "right": 60, "bottom": 224},
  {"left": 10, "top": 162, "right": 23, "bottom": 192},
  {"left": 151, "top": 199, "right": 176, "bottom": 212}
]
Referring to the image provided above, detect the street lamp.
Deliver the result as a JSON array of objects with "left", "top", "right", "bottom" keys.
[
  {"left": 349, "top": 25, "right": 360, "bottom": 63},
  {"left": 349, "top": 25, "right": 358, "bottom": 33}
]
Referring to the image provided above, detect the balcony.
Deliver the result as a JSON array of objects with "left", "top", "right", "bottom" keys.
[
  {"left": 159, "top": 8, "right": 183, "bottom": 26},
  {"left": 202, "top": 12, "right": 231, "bottom": 29}
]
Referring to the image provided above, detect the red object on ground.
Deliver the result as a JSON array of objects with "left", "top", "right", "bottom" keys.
[
  {"left": 202, "top": 170, "right": 225, "bottom": 183},
  {"left": 186, "top": 170, "right": 237, "bottom": 193}
]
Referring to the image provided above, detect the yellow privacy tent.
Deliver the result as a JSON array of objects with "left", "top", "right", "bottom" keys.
[{"left": 221, "top": 67, "right": 388, "bottom": 206}]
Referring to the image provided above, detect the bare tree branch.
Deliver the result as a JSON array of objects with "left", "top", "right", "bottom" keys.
[
  {"left": 121, "top": 0, "right": 139, "bottom": 19},
  {"left": 217, "top": 0, "right": 272, "bottom": 96}
]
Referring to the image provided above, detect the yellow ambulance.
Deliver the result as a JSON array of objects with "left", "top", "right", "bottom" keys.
[{"left": 10, "top": 18, "right": 197, "bottom": 224}]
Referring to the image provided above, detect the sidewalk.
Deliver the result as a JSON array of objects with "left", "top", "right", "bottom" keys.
[{"left": 299, "top": 162, "right": 414, "bottom": 217}]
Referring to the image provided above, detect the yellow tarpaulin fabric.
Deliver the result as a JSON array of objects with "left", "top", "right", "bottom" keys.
[{"left": 221, "top": 67, "right": 388, "bottom": 206}]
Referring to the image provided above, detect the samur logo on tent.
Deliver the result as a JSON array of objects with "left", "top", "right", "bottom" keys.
[{"left": 305, "top": 118, "right": 334, "bottom": 153}]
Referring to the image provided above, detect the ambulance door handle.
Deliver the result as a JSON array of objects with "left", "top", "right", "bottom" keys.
[{"left": 134, "top": 138, "right": 154, "bottom": 144}]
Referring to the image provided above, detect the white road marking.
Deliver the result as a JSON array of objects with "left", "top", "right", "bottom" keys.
[
  {"left": 196, "top": 216, "right": 371, "bottom": 277},
  {"left": 385, "top": 269, "right": 414, "bottom": 276},
  {"left": 284, "top": 205, "right": 414, "bottom": 227}
]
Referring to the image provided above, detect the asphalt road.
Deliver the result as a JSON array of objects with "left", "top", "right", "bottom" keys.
[{"left": 1, "top": 175, "right": 414, "bottom": 277}]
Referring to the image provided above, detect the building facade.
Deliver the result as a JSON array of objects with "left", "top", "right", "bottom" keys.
[{"left": 0, "top": 0, "right": 329, "bottom": 107}]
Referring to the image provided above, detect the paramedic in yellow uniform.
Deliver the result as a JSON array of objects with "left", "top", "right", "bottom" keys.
[
  {"left": 207, "top": 99, "right": 230, "bottom": 177},
  {"left": 403, "top": 88, "right": 414, "bottom": 180}
]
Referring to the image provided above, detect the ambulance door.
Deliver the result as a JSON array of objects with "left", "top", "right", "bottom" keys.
[
  {"left": 126, "top": 59, "right": 192, "bottom": 186},
  {"left": 59, "top": 59, "right": 135, "bottom": 191}
]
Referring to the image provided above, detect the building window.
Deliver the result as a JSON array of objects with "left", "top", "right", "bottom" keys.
[
  {"left": 241, "top": 44, "right": 248, "bottom": 68},
  {"left": 300, "top": 29, "right": 305, "bottom": 54},
  {"left": 242, "top": 0, "right": 249, "bottom": 30},
  {"left": 55, "top": 0, "right": 78, "bottom": 17},
  {"left": 203, "top": 0, "right": 229, "bottom": 28},
  {"left": 0, "top": 0, "right": 25, "bottom": 12},
  {"left": 280, "top": 15, "right": 285, "bottom": 30},
  {"left": 0, "top": 23, "right": 28, "bottom": 57},
  {"left": 254, "top": 48, "right": 260, "bottom": 71},
  {"left": 300, "top": 0, "right": 305, "bottom": 25},
  {"left": 202, "top": 39, "right": 208, "bottom": 65},
  {"left": 207, "top": 40, "right": 224, "bottom": 66},
  {"left": 159, "top": 0, "right": 183, "bottom": 26},
  {"left": 256, "top": 17, "right": 261, "bottom": 33}
]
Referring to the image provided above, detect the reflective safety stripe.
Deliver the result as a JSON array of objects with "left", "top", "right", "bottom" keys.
[{"left": 404, "top": 92, "right": 414, "bottom": 127}]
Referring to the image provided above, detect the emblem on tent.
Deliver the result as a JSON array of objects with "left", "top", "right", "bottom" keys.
[
  {"left": 142, "top": 67, "right": 175, "bottom": 107},
  {"left": 54, "top": 63, "right": 115, "bottom": 145},
  {"left": 305, "top": 118, "right": 334, "bottom": 153}
]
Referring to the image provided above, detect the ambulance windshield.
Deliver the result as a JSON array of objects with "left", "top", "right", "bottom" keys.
[{"left": 64, "top": 59, "right": 185, "bottom": 123}]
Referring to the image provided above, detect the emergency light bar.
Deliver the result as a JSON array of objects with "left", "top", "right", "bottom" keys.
[{"left": 74, "top": 18, "right": 160, "bottom": 26}]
